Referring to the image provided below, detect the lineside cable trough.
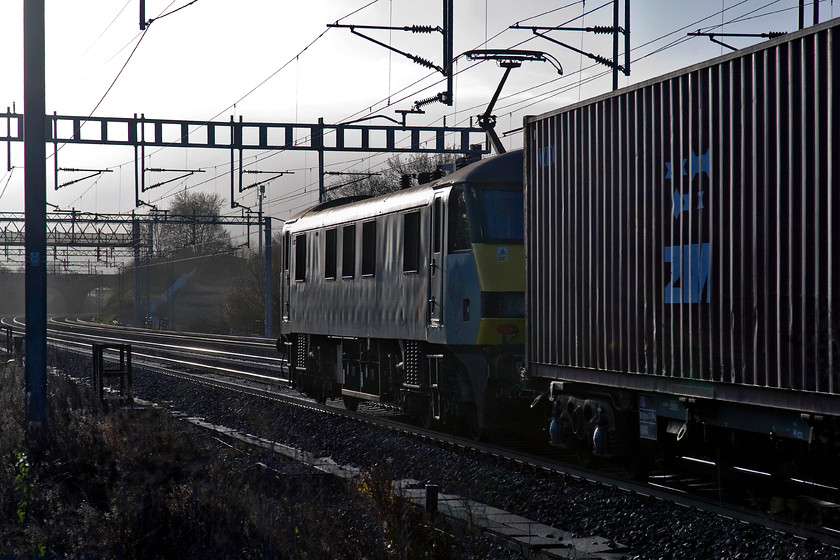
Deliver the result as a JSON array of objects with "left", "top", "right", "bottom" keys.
[{"left": 168, "top": 411, "right": 628, "bottom": 560}]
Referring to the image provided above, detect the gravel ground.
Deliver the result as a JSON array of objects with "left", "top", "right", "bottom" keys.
[{"left": 131, "top": 365, "right": 839, "bottom": 560}]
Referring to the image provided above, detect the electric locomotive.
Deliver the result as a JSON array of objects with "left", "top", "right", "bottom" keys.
[{"left": 278, "top": 150, "right": 526, "bottom": 435}]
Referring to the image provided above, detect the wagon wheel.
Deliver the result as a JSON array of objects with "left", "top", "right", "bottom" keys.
[
  {"left": 621, "top": 454, "right": 649, "bottom": 481},
  {"left": 576, "top": 446, "right": 596, "bottom": 468},
  {"left": 342, "top": 395, "right": 360, "bottom": 412}
]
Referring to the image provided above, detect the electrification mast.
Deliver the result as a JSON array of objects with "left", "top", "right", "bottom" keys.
[{"left": 24, "top": 0, "right": 48, "bottom": 443}]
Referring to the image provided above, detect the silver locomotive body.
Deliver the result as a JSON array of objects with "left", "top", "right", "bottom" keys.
[{"left": 279, "top": 151, "right": 525, "bottom": 432}]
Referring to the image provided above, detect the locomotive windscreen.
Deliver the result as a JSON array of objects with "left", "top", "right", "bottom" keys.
[{"left": 466, "top": 187, "right": 524, "bottom": 244}]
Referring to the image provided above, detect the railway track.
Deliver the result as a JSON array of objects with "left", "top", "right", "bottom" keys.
[
  {"left": 6, "top": 316, "right": 840, "bottom": 552},
  {"left": 3, "top": 315, "right": 286, "bottom": 383}
]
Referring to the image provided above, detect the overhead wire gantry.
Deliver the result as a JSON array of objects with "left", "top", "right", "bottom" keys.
[
  {"left": 328, "top": 0, "right": 455, "bottom": 110},
  {"left": 511, "top": 0, "right": 630, "bottom": 91},
  {"left": 1, "top": 110, "right": 487, "bottom": 206}
]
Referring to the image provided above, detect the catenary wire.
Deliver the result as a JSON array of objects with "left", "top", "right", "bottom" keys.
[
  {"left": 186, "top": 0, "right": 793, "bottom": 213},
  {"left": 71, "top": 0, "right": 596, "bottom": 212},
  {"left": 102, "top": 0, "right": 379, "bottom": 209},
  {"left": 70, "top": 1, "right": 802, "bottom": 220},
  {"left": 149, "top": 0, "right": 203, "bottom": 25},
  {"left": 82, "top": 0, "right": 132, "bottom": 56},
  {"left": 211, "top": 0, "right": 609, "bottom": 201},
  {"left": 272, "top": 0, "right": 797, "bottom": 201}
]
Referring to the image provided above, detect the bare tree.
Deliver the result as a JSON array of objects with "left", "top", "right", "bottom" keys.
[
  {"left": 154, "top": 191, "right": 232, "bottom": 255},
  {"left": 222, "top": 236, "right": 282, "bottom": 336},
  {"left": 325, "top": 152, "right": 453, "bottom": 200}
]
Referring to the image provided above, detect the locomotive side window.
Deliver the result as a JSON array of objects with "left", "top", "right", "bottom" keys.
[
  {"left": 433, "top": 198, "right": 442, "bottom": 254},
  {"left": 294, "top": 233, "right": 306, "bottom": 282},
  {"left": 362, "top": 220, "right": 376, "bottom": 277},
  {"left": 283, "top": 232, "right": 290, "bottom": 273},
  {"left": 342, "top": 224, "right": 356, "bottom": 279},
  {"left": 403, "top": 211, "right": 421, "bottom": 273},
  {"left": 448, "top": 188, "right": 471, "bottom": 252},
  {"left": 325, "top": 228, "right": 337, "bottom": 280}
]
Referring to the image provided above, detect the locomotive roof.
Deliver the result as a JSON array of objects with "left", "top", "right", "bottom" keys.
[
  {"left": 283, "top": 150, "right": 523, "bottom": 231},
  {"left": 431, "top": 148, "right": 522, "bottom": 188}
]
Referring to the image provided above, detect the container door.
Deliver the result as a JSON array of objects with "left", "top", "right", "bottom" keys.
[{"left": 428, "top": 195, "right": 444, "bottom": 326}]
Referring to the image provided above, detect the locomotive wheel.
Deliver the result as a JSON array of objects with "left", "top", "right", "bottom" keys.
[
  {"left": 419, "top": 397, "right": 434, "bottom": 430},
  {"left": 342, "top": 395, "right": 360, "bottom": 412},
  {"left": 315, "top": 380, "right": 327, "bottom": 404},
  {"left": 464, "top": 405, "right": 485, "bottom": 441}
]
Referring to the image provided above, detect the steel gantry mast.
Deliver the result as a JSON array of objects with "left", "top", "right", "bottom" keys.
[
  {"left": 512, "top": 0, "right": 631, "bottom": 91},
  {"left": 1, "top": 111, "right": 487, "bottom": 206},
  {"left": 23, "top": 0, "right": 47, "bottom": 444},
  {"left": 328, "top": 0, "right": 456, "bottom": 109},
  {"left": 0, "top": 210, "right": 268, "bottom": 329}
]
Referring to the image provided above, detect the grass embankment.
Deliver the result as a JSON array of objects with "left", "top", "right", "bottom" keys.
[{"left": 0, "top": 356, "right": 458, "bottom": 559}]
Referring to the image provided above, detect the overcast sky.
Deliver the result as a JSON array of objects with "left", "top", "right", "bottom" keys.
[{"left": 0, "top": 0, "right": 833, "bottom": 249}]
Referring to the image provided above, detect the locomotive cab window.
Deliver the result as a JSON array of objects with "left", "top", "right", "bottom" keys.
[
  {"left": 448, "top": 188, "right": 470, "bottom": 252},
  {"left": 342, "top": 224, "right": 356, "bottom": 279},
  {"left": 470, "top": 186, "right": 524, "bottom": 243},
  {"left": 433, "top": 197, "right": 442, "bottom": 254},
  {"left": 362, "top": 220, "right": 376, "bottom": 277},
  {"left": 324, "top": 228, "right": 337, "bottom": 280},
  {"left": 403, "top": 211, "right": 421, "bottom": 273},
  {"left": 448, "top": 186, "right": 523, "bottom": 251},
  {"left": 294, "top": 233, "right": 307, "bottom": 282}
]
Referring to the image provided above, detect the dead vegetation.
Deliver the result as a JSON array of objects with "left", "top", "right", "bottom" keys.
[
  {"left": 0, "top": 359, "right": 380, "bottom": 559},
  {"left": 0, "top": 355, "right": 506, "bottom": 559}
]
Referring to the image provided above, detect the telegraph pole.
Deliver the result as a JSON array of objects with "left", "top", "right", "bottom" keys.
[{"left": 24, "top": 0, "right": 48, "bottom": 444}]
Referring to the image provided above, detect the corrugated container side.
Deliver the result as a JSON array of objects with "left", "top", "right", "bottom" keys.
[{"left": 525, "top": 21, "right": 839, "bottom": 398}]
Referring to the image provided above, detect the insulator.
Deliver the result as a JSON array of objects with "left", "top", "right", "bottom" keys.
[
  {"left": 411, "top": 55, "right": 439, "bottom": 71},
  {"left": 414, "top": 94, "right": 440, "bottom": 109},
  {"left": 410, "top": 25, "right": 437, "bottom": 34},
  {"left": 593, "top": 54, "right": 617, "bottom": 68},
  {"left": 591, "top": 25, "right": 616, "bottom": 34}
]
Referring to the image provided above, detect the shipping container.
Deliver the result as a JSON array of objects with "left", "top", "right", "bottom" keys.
[{"left": 524, "top": 19, "right": 840, "bottom": 416}]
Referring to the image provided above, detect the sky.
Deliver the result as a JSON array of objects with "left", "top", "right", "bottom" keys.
[{"left": 0, "top": 0, "right": 835, "bottom": 254}]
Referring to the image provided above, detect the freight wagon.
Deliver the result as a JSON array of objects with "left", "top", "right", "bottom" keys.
[{"left": 524, "top": 19, "right": 840, "bottom": 478}]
